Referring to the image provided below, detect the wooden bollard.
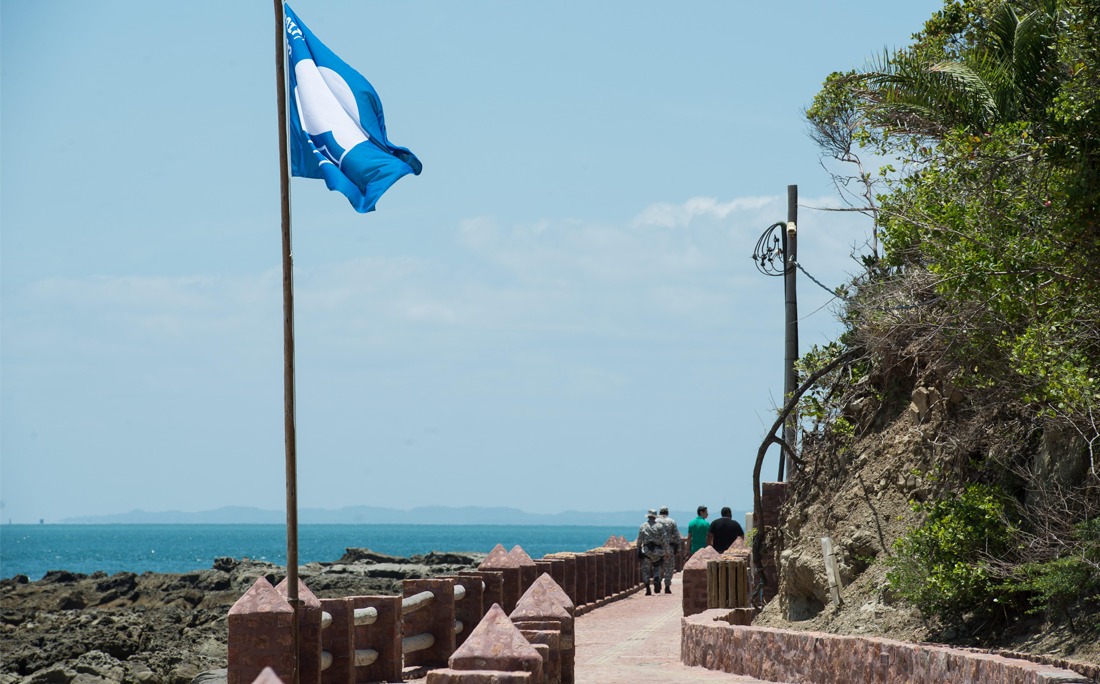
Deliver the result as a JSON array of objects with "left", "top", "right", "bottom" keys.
[
  {"left": 707, "top": 557, "right": 751, "bottom": 609},
  {"left": 721, "top": 542, "right": 753, "bottom": 608}
]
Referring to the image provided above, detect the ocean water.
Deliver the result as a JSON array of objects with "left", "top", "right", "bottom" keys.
[{"left": 0, "top": 524, "right": 635, "bottom": 581}]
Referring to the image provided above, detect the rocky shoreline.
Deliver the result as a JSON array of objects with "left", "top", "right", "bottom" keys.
[{"left": 0, "top": 549, "right": 485, "bottom": 684}]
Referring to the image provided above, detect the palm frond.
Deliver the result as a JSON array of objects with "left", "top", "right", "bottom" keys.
[
  {"left": 850, "top": 1, "right": 1065, "bottom": 139},
  {"left": 928, "top": 60, "right": 1000, "bottom": 126},
  {"left": 1012, "top": 8, "right": 1059, "bottom": 117},
  {"left": 860, "top": 48, "right": 999, "bottom": 134}
]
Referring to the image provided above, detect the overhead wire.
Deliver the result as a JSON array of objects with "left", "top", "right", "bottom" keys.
[{"left": 752, "top": 221, "right": 941, "bottom": 314}]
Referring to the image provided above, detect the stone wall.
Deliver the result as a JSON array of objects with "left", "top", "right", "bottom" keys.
[
  {"left": 228, "top": 544, "right": 640, "bottom": 684},
  {"left": 681, "top": 610, "right": 1092, "bottom": 684}
]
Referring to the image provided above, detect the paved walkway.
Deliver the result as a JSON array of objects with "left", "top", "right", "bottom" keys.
[{"left": 573, "top": 575, "right": 777, "bottom": 683}]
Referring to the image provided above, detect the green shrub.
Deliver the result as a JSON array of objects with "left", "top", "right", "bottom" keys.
[
  {"left": 1012, "top": 519, "right": 1100, "bottom": 629},
  {"left": 887, "top": 483, "right": 1015, "bottom": 625}
]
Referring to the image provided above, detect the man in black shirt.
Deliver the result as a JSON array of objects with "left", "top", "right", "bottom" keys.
[{"left": 707, "top": 506, "right": 745, "bottom": 553}]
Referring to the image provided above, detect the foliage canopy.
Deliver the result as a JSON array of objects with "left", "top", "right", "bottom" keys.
[
  {"left": 806, "top": 0, "right": 1100, "bottom": 419},
  {"left": 802, "top": 0, "right": 1100, "bottom": 633}
]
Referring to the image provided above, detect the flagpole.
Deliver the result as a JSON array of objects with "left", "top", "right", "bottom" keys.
[{"left": 273, "top": 1, "right": 301, "bottom": 681}]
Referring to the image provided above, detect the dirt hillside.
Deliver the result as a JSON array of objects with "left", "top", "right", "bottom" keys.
[{"left": 751, "top": 362, "right": 1100, "bottom": 678}]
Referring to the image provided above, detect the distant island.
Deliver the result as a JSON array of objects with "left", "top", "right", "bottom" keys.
[{"left": 55, "top": 505, "right": 748, "bottom": 527}]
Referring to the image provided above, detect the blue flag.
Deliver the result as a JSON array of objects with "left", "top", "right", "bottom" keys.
[{"left": 283, "top": 3, "right": 422, "bottom": 213}]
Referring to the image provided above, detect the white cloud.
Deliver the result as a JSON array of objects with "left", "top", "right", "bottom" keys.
[
  {"left": 632, "top": 195, "right": 777, "bottom": 229},
  {"left": 5, "top": 193, "right": 866, "bottom": 382},
  {"left": 15, "top": 272, "right": 279, "bottom": 347}
]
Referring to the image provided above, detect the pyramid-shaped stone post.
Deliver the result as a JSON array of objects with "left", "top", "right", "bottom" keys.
[
  {"left": 445, "top": 604, "right": 543, "bottom": 682},
  {"left": 228, "top": 577, "right": 295, "bottom": 684},
  {"left": 274, "top": 578, "right": 323, "bottom": 684},
  {"left": 536, "top": 557, "right": 569, "bottom": 603},
  {"left": 541, "top": 553, "right": 578, "bottom": 607},
  {"left": 479, "top": 544, "right": 522, "bottom": 613},
  {"left": 510, "top": 574, "right": 575, "bottom": 684},
  {"left": 460, "top": 569, "right": 503, "bottom": 616},
  {"left": 508, "top": 545, "right": 538, "bottom": 596},
  {"left": 250, "top": 666, "right": 286, "bottom": 684}
]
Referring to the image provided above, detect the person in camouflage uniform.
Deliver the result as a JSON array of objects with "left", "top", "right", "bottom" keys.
[
  {"left": 637, "top": 509, "right": 665, "bottom": 595},
  {"left": 655, "top": 506, "right": 681, "bottom": 594}
]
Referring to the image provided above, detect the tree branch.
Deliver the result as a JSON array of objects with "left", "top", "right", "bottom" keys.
[{"left": 752, "top": 346, "right": 865, "bottom": 573}]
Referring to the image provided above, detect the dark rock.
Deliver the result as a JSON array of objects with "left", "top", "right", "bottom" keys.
[
  {"left": 1, "top": 607, "right": 26, "bottom": 626},
  {"left": 191, "top": 669, "right": 227, "bottom": 684},
  {"left": 173, "top": 570, "right": 230, "bottom": 592},
  {"left": 336, "top": 548, "right": 409, "bottom": 564},
  {"left": 1, "top": 549, "right": 482, "bottom": 682},
  {"left": 71, "top": 651, "right": 126, "bottom": 682},
  {"left": 40, "top": 571, "right": 86, "bottom": 585},
  {"left": 21, "top": 663, "right": 79, "bottom": 683},
  {"left": 412, "top": 551, "right": 487, "bottom": 566},
  {"left": 211, "top": 557, "right": 238, "bottom": 573},
  {"left": 372, "top": 566, "right": 425, "bottom": 580},
  {"left": 57, "top": 592, "right": 86, "bottom": 610},
  {"left": 95, "top": 573, "right": 138, "bottom": 595}
]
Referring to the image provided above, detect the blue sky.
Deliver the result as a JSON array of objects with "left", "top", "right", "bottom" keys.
[{"left": 1, "top": 1, "right": 940, "bottom": 524}]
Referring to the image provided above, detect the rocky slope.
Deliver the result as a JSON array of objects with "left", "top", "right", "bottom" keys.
[
  {"left": 751, "top": 361, "right": 1100, "bottom": 677},
  {"left": 0, "top": 549, "right": 483, "bottom": 684}
]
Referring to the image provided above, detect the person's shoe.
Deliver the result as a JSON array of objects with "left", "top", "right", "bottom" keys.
[
  {"left": 645, "top": 585, "right": 652, "bottom": 595},
  {"left": 664, "top": 587, "right": 672, "bottom": 594}
]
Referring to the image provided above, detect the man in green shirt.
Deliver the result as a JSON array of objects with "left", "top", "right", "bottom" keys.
[{"left": 687, "top": 505, "right": 710, "bottom": 555}]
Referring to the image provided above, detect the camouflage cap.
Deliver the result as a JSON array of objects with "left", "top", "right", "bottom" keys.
[{"left": 647, "top": 509, "right": 657, "bottom": 517}]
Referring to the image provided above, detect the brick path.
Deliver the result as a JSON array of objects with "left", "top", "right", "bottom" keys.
[{"left": 573, "top": 574, "right": 779, "bottom": 683}]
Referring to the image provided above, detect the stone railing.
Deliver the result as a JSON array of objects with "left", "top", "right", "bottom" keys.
[
  {"left": 228, "top": 537, "right": 640, "bottom": 684},
  {"left": 681, "top": 610, "right": 1093, "bottom": 683},
  {"left": 677, "top": 542, "right": 1096, "bottom": 683}
]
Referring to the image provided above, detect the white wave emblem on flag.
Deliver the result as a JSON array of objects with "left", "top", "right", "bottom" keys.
[
  {"left": 293, "top": 60, "right": 368, "bottom": 168},
  {"left": 283, "top": 2, "right": 421, "bottom": 213}
]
